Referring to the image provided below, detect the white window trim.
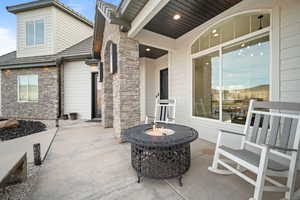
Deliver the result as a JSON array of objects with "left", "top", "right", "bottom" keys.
[
  {"left": 17, "top": 75, "right": 39, "bottom": 103},
  {"left": 25, "top": 19, "right": 45, "bottom": 48},
  {"left": 190, "top": 11, "right": 272, "bottom": 127}
]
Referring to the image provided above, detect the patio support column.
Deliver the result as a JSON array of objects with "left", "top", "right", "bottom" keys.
[
  {"left": 115, "top": 34, "right": 140, "bottom": 140},
  {"left": 102, "top": 42, "right": 114, "bottom": 128}
]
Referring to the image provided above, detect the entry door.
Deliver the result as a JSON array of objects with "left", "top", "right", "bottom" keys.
[
  {"left": 160, "top": 68, "right": 168, "bottom": 99},
  {"left": 91, "top": 72, "right": 100, "bottom": 118}
]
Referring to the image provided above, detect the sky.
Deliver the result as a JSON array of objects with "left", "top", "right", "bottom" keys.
[{"left": 0, "top": 0, "right": 120, "bottom": 56}]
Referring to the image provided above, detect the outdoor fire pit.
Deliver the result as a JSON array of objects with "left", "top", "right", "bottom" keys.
[{"left": 124, "top": 123, "right": 198, "bottom": 186}]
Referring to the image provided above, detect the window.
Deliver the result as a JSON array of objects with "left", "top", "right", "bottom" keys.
[
  {"left": 26, "top": 20, "right": 44, "bottom": 46},
  {"left": 192, "top": 12, "right": 270, "bottom": 125},
  {"left": 18, "top": 75, "right": 38, "bottom": 102},
  {"left": 191, "top": 13, "right": 270, "bottom": 54}
]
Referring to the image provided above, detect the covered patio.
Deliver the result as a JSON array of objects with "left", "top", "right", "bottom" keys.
[{"left": 25, "top": 122, "right": 293, "bottom": 200}]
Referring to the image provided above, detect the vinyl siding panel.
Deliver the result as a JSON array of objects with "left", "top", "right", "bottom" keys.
[
  {"left": 280, "top": 0, "right": 300, "bottom": 102},
  {"left": 0, "top": 70, "right": 1, "bottom": 116},
  {"left": 54, "top": 8, "right": 93, "bottom": 54},
  {"left": 64, "top": 61, "right": 91, "bottom": 119},
  {"left": 144, "top": 55, "right": 168, "bottom": 118},
  {"left": 16, "top": 7, "right": 55, "bottom": 57}
]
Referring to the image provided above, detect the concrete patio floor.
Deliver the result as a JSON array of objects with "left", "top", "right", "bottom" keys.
[{"left": 28, "top": 122, "right": 291, "bottom": 200}]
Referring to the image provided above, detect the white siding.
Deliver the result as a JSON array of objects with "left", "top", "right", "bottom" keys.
[
  {"left": 54, "top": 8, "right": 93, "bottom": 53},
  {"left": 280, "top": 0, "right": 300, "bottom": 103},
  {"left": 64, "top": 61, "right": 91, "bottom": 119},
  {"left": 138, "top": 0, "right": 300, "bottom": 147},
  {"left": 16, "top": 6, "right": 93, "bottom": 58},
  {"left": 0, "top": 70, "right": 1, "bottom": 116},
  {"left": 140, "top": 58, "right": 146, "bottom": 120},
  {"left": 144, "top": 55, "right": 168, "bottom": 117},
  {"left": 16, "top": 7, "right": 55, "bottom": 57}
]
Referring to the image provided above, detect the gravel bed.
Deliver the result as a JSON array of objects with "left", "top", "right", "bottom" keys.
[
  {"left": 0, "top": 120, "right": 46, "bottom": 141},
  {"left": 0, "top": 163, "right": 41, "bottom": 200}
]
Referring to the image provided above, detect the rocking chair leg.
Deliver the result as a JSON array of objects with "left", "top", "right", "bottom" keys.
[
  {"left": 285, "top": 160, "right": 297, "bottom": 200},
  {"left": 252, "top": 147, "right": 269, "bottom": 200}
]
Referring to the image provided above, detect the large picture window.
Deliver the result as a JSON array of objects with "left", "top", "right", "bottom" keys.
[
  {"left": 192, "top": 12, "right": 270, "bottom": 125},
  {"left": 26, "top": 19, "right": 44, "bottom": 46},
  {"left": 18, "top": 75, "right": 38, "bottom": 102}
]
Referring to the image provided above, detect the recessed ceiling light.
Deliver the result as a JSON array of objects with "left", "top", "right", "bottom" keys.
[
  {"left": 241, "top": 43, "right": 245, "bottom": 47},
  {"left": 173, "top": 14, "right": 181, "bottom": 20},
  {"left": 212, "top": 29, "right": 217, "bottom": 34},
  {"left": 146, "top": 48, "right": 151, "bottom": 52},
  {"left": 213, "top": 33, "right": 219, "bottom": 37}
]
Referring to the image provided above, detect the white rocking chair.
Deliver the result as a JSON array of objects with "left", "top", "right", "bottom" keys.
[
  {"left": 208, "top": 100, "right": 300, "bottom": 200},
  {"left": 145, "top": 98, "right": 176, "bottom": 124}
]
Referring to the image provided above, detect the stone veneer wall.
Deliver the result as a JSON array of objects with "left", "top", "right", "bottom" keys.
[
  {"left": 101, "top": 23, "right": 140, "bottom": 139},
  {"left": 1, "top": 67, "right": 59, "bottom": 119}
]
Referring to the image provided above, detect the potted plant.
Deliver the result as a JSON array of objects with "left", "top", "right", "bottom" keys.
[
  {"left": 62, "top": 114, "right": 68, "bottom": 120},
  {"left": 69, "top": 113, "right": 78, "bottom": 120}
]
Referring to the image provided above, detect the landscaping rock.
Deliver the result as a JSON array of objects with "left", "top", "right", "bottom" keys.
[
  {"left": 0, "top": 120, "right": 46, "bottom": 141},
  {"left": 0, "top": 120, "right": 20, "bottom": 129}
]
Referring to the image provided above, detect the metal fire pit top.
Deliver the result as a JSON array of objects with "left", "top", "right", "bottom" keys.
[{"left": 124, "top": 123, "right": 198, "bottom": 147}]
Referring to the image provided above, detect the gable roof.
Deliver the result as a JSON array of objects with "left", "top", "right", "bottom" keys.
[
  {"left": 0, "top": 36, "right": 93, "bottom": 69},
  {"left": 7, "top": 0, "right": 93, "bottom": 28}
]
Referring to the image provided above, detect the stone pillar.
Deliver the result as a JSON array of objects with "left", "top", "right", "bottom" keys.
[
  {"left": 102, "top": 43, "right": 114, "bottom": 128},
  {"left": 115, "top": 35, "right": 140, "bottom": 139}
]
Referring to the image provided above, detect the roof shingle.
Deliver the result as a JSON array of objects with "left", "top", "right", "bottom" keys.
[{"left": 0, "top": 36, "right": 93, "bottom": 69}]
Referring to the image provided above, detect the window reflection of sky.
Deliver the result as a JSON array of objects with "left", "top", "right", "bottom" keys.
[{"left": 211, "top": 40, "right": 269, "bottom": 90}]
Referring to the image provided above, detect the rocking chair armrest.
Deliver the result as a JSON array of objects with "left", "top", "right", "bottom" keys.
[
  {"left": 219, "top": 129, "right": 245, "bottom": 137},
  {"left": 263, "top": 144, "right": 298, "bottom": 152}
]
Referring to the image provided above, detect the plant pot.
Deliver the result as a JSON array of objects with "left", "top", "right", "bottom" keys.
[
  {"left": 69, "top": 113, "right": 78, "bottom": 120},
  {"left": 62, "top": 114, "right": 68, "bottom": 120}
]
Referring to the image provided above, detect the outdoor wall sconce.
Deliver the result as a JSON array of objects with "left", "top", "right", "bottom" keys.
[{"left": 110, "top": 43, "right": 118, "bottom": 74}]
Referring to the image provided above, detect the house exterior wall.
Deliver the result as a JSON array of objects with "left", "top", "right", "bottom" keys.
[
  {"left": 0, "top": 70, "right": 1, "bottom": 116},
  {"left": 53, "top": 8, "right": 93, "bottom": 54},
  {"left": 138, "top": 0, "right": 300, "bottom": 147},
  {"left": 143, "top": 55, "right": 168, "bottom": 118},
  {"left": 280, "top": 0, "right": 300, "bottom": 102},
  {"left": 16, "top": 6, "right": 93, "bottom": 58},
  {"left": 63, "top": 61, "right": 92, "bottom": 119},
  {"left": 1, "top": 67, "right": 58, "bottom": 119},
  {"left": 139, "top": 58, "right": 146, "bottom": 121},
  {"left": 16, "top": 7, "right": 55, "bottom": 57}
]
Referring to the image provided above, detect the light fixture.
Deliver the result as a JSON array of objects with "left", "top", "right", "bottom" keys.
[
  {"left": 173, "top": 14, "right": 181, "bottom": 20},
  {"left": 146, "top": 48, "right": 151, "bottom": 52},
  {"left": 44, "top": 67, "right": 49, "bottom": 71},
  {"left": 212, "top": 29, "right": 217, "bottom": 34},
  {"left": 258, "top": 42, "right": 261, "bottom": 46},
  {"left": 241, "top": 43, "right": 245, "bottom": 47},
  {"left": 250, "top": 53, "right": 254, "bottom": 57},
  {"left": 213, "top": 33, "right": 219, "bottom": 37},
  {"left": 205, "top": 62, "right": 209, "bottom": 65},
  {"left": 5, "top": 69, "right": 11, "bottom": 73}
]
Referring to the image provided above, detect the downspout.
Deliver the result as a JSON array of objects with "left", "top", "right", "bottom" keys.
[{"left": 56, "top": 57, "right": 63, "bottom": 120}]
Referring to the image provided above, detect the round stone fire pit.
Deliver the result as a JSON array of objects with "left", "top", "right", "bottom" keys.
[{"left": 124, "top": 123, "right": 198, "bottom": 186}]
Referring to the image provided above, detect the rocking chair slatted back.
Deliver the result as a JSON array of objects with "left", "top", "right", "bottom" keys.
[
  {"left": 244, "top": 100, "right": 300, "bottom": 153},
  {"left": 154, "top": 99, "right": 176, "bottom": 123},
  {"left": 258, "top": 115, "right": 270, "bottom": 144}
]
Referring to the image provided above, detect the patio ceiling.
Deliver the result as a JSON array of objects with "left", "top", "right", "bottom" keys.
[
  {"left": 144, "top": 0, "right": 242, "bottom": 39},
  {"left": 139, "top": 44, "right": 168, "bottom": 59}
]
